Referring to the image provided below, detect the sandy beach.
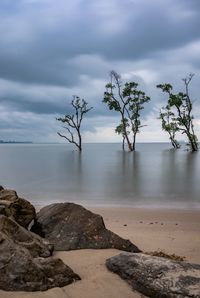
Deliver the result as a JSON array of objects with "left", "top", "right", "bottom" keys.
[{"left": 0, "top": 207, "right": 199, "bottom": 298}]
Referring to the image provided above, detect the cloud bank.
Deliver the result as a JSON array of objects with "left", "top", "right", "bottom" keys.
[{"left": 0, "top": 0, "right": 200, "bottom": 142}]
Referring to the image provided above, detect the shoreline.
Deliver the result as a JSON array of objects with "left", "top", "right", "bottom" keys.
[
  {"left": 1, "top": 205, "right": 199, "bottom": 298},
  {"left": 34, "top": 201, "right": 200, "bottom": 211}
]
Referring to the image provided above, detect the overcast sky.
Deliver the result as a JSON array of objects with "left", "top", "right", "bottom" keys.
[{"left": 0, "top": 0, "right": 200, "bottom": 143}]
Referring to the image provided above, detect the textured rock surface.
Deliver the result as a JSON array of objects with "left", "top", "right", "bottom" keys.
[
  {"left": 0, "top": 215, "right": 53, "bottom": 257},
  {"left": 0, "top": 230, "right": 80, "bottom": 291},
  {"left": 0, "top": 188, "right": 36, "bottom": 228},
  {"left": 32, "top": 203, "right": 141, "bottom": 252},
  {"left": 106, "top": 253, "right": 200, "bottom": 298}
]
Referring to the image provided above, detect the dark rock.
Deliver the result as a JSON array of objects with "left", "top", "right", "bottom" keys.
[
  {"left": 0, "top": 205, "right": 6, "bottom": 215},
  {"left": 0, "top": 186, "right": 4, "bottom": 191},
  {"left": 0, "top": 188, "right": 36, "bottom": 228},
  {"left": 106, "top": 253, "right": 200, "bottom": 298},
  {"left": 32, "top": 203, "right": 141, "bottom": 252},
  {"left": 0, "top": 215, "right": 53, "bottom": 257},
  {"left": 0, "top": 230, "right": 80, "bottom": 291}
]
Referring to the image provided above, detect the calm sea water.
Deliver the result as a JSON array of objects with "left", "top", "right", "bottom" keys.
[{"left": 0, "top": 143, "right": 200, "bottom": 209}]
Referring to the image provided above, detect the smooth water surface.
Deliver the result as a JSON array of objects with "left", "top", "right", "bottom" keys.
[{"left": 0, "top": 143, "right": 200, "bottom": 209}]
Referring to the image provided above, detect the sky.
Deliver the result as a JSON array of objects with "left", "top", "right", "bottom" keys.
[{"left": 0, "top": 0, "right": 200, "bottom": 143}]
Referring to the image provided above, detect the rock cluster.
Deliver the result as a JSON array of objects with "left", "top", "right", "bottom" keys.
[
  {"left": 0, "top": 187, "right": 141, "bottom": 292},
  {"left": 0, "top": 225, "right": 80, "bottom": 291},
  {"left": 2, "top": 186, "right": 199, "bottom": 297},
  {"left": 0, "top": 187, "right": 80, "bottom": 292}
]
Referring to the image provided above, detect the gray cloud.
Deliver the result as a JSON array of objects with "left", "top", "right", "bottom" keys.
[
  {"left": 0, "top": 0, "right": 200, "bottom": 86},
  {"left": 0, "top": 0, "right": 200, "bottom": 142}
]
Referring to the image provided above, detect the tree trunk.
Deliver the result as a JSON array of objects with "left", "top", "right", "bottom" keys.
[
  {"left": 77, "top": 129, "right": 82, "bottom": 151},
  {"left": 132, "top": 133, "right": 136, "bottom": 151},
  {"left": 170, "top": 136, "right": 178, "bottom": 149},
  {"left": 122, "top": 137, "right": 125, "bottom": 151},
  {"left": 186, "top": 131, "right": 198, "bottom": 152},
  {"left": 125, "top": 137, "right": 133, "bottom": 151}
]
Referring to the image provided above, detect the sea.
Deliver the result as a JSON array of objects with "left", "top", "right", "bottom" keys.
[{"left": 0, "top": 143, "right": 200, "bottom": 209}]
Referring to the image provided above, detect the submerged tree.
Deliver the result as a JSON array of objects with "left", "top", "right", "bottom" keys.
[
  {"left": 157, "top": 74, "right": 198, "bottom": 151},
  {"left": 57, "top": 96, "right": 93, "bottom": 151},
  {"left": 115, "top": 119, "right": 130, "bottom": 150},
  {"left": 103, "top": 71, "right": 150, "bottom": 151},
  {"left": 159, "top": 105, "right": 180, "bottom": 149}
]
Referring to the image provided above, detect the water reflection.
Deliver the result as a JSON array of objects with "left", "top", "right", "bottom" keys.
[{"left": 0, "top": 143, "right": 199, "bottom": 208}]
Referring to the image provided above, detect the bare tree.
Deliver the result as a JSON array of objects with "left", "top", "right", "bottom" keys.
[{"left": 57, "top": 96, "right": 93, "bottom": 151}]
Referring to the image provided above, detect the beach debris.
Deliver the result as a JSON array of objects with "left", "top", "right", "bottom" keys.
[
  {"left": 0, "top": 228, "right": 80, "bottom": 291},
  {"left": 0, "top": 188, "right": 36, "bottom": 228},
  {"left": 106, "top": 253, "right": 200, "bottom": 298},
  {"left": 146, "top": 250, "right": 185, "bottom": 261},
  {"left": 0, "top": 215, "right": 53, "bottom": 257},
  {"left": 32, "top": 203, "right": 141, "bottom": 252}
]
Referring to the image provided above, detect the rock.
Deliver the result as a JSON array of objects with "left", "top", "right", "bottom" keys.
[
  {"left": 32, "top": 203, "right": 141, "bottom": 252},
  {"left": 0, "top": 215, "right": 53, "bottom": 257},
  {"left": 0, "top": 188, "right": 36, "bottom": 228},
  {"left": 0, "top": 186, "right": 4, "bottom": 191},
  {"left": 0, "top": 205, "right": 6, "bottom": 215},
  {"left": 0, "top": 230, "right": 80, "bottom": 291},
  {"left": 106, "top": 253, "right": 200, "bottom": 298}
]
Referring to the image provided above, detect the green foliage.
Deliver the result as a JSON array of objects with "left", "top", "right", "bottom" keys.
[
  {"left": 103, "top": 71, "right": 150, "bottom": 151},
  {"left": 157, "top": 74, "right": 198, "bottom": 151},
  {"left": 115, "top": 119, "right": 130, "bottom": 136},
  {"left": 159, "top": 106, "right": 180, "bottom": 149},
  {"left": 156, "top": 83, "right": 173, "bottom": 93}
]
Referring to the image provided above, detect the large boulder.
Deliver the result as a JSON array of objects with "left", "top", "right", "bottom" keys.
[
  {"left": 31, "top": 203, "right": 141, "bottom": 252},
  {"left": 106, "top": 253, "right": 200, "bottom": 298},
  {"left": 0, "top": 188, "right": 36, "bottom": 228},
  {"left": 0, "top": 230, "right": 80, "bottom": 291},
  {"left": 0, "top": 215, "right": 53, "bottom": 257}
]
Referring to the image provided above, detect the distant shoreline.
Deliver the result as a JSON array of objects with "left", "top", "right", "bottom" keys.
[{"left": 0, "top": 140, "right": 33, "bottom": 144}]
